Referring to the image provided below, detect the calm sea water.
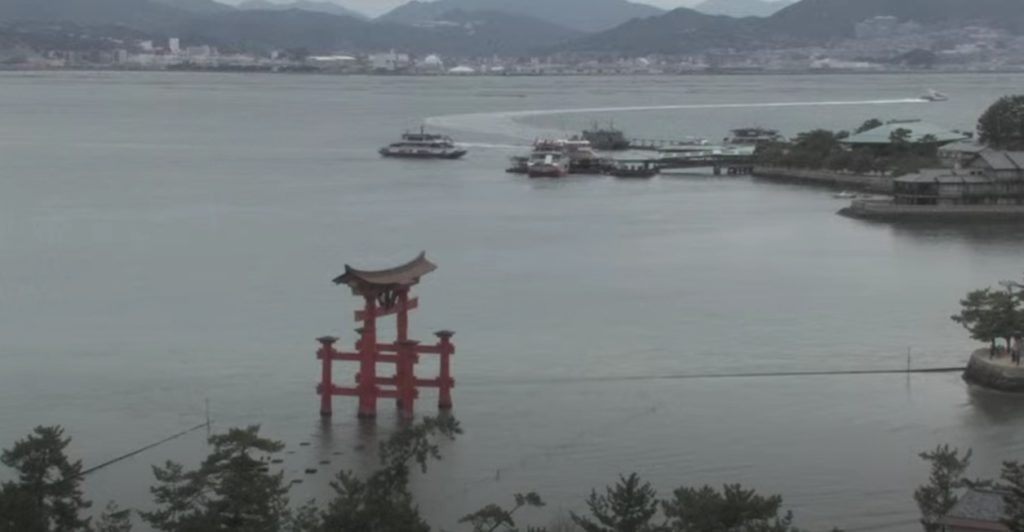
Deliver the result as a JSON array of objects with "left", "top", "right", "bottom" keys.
[{"left": 2, "top": 71, "right": 1024, "bottom": 531}]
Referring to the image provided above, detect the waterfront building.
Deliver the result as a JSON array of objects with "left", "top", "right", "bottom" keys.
[
  {"left": 169, "top": 38, "right": 181, "bottom": 55},
  {"left": 841, "top": 149, "right": 1024, "bottom": 218},
  {"left": 938, "top": 489, "right": 1010, "bottom": 532},
  {"left": 938, "top": 140, "right": 987, "bottom": 168},
  {"left": 416, "top": 54, "right": 445, "bottom": 73},
  {"left": 966, "top": 150, "right": 1024, "bottom": 179},
  {"left": 124, "top": 53, "right": 175, "bottom": 68},
  {"left": 186, "top": 45, "right": 214, "bottom": 59},
  {"left": 368, "top": 50, "right": 411, "bottom": 71},
  {"left": 891, "top": 151, "right": 1024, "bottom": 206},
  {"left": 892, "top": 171, "right": 1001, "bottom": 206},
  {"left": 809, "top": 57, "right": 881, "bottom": 70},
  {"left": 308, "top": 55, "right": 358, "bottom": 71}
]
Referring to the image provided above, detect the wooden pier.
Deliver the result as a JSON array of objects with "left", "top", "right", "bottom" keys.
[
  {"left": 645, "top": 154, "right": 755, "bottom": 175},
  {"left": 627, "top": 138, "right": 710, "bottom": 151}
]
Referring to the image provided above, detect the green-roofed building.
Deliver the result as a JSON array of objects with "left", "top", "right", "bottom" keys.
[{"left": 842, "top": 119, "right": 971, "bottom": 147}]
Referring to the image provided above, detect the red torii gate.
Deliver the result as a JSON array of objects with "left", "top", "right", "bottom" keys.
[{"left": 315, "top": 252, "right": 455, "bottom": 419}]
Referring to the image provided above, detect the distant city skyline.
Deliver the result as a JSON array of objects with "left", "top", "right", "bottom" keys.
[{"left": 217, "top": 0, "right": 706, "bottom": 17}]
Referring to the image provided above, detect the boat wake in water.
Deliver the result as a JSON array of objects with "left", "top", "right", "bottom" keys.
[{"left": 427, "top": 98, "right": 926, "bottom": 140}]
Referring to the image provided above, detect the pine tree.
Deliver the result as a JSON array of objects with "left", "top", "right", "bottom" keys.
[
  {"left": 914, "top": 445, "right": 973, "bottom": 532},
  {"left": 140, "top": 425, "right": 290, "bottom": 532},
  {"left": 319, "top": 416, "right": 461, "bottom": 532},
  {"left": 571, "top": 473, "right": 665, "bottom": 532},
  {"left": 978, "top": 95, "right": 1024, "bottom": 150},
  {"left": 1002, "top": 461, "right": 1024, "bottom": 532},
  {"left": 953, "top": 289, "right": 1001, "bottom": 355},
  {"left": 460, "top": 492, "right": 546, "bottom": 532},
  {"left": 663, "top": 484, "right": 792, "bottom": 532},
  {"left": 93, "top": 502, "right": 133, "bottom": 532},
  {"left": 0, "top": 426, "right": 91, "bottom": 532}
]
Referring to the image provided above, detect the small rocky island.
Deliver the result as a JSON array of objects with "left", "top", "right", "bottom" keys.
[
  {"left": 953, "top": 280, "right": 1024, "bottom": 392},
  {"left": 964, "top": 349, "right": 1024, "bottom": 392}
]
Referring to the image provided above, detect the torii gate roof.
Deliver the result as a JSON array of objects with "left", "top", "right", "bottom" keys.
[{"left": 333, "top": 252, "right": 437, "bottom": 295}]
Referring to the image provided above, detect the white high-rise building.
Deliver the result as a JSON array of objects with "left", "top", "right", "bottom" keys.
[
  {"left": 369, "top": 50, "right": 411, "bottom": 71},
  {"left": 169, "top": 38, "right": 181, "bottom": 54}
]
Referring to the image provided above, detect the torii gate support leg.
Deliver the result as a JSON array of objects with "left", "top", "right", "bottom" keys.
[
  {"left": 396, "top": 289, "right": 410, "bottom": 410},
  {"left": 316, "top": 336, "right": 338, "bottom": 417},
  {"left": 358, "top": 295, "right": 379, "bottom": 418},
  {"left": 435, "top": 330, "right": 455, "bottom": 410},
  {"left": 397, "top": 340, "right": 419, "bottom": 419}
]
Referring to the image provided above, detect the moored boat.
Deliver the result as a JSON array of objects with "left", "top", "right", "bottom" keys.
[
  {"left": 379, "top": 127, "right": 467, "bottom": 159},
  {"left": 527, "top": 150, "right": 570, "bottom": 178},
  {"left": 581, "top": 123, "right": 630, "bottom": 151},
  {"left": 548, "top": 138, "right": 614, "bottom": 174},
  {"left": 609, "top": 160, "right": 659, "bottom": 179},
  {"left": 562, "top": 138, "right": 605, "bottom": 174},
  {"left": 724, "top": 127, "right": 785, "bottom": 148},
  {"left": 506, "top": 155, "right": 529, "bottom": 174}
]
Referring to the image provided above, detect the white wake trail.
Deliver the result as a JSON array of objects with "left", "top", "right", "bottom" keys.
[{"left": 427, "top": 98, "right": 927, "bottom": 140}]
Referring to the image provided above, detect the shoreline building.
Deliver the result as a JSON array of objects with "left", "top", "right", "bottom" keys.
[
  {"left": 890, "top": 150, "right": 1024, "bottom": 206},
  {"left": 416, "top": 54, "right": 445, "bottom": 74},
  {"left": 842, "top": 150, "right": 1024, "bottom": 219},
  {"left": 939, "top": 140, "right": 988, "bottom": 168},
  {"left": 368, "top": 50, "right": 411, "bottom": 72}
]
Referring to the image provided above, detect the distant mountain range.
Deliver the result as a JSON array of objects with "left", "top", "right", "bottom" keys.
[
  {"left": 236, "top": 0, "right": 368, "bottom": 20},
  {"left": 559, "top": 8, "right": 773, "bottom": 54},
  {"left": 765, "top": 0, "right": 1024, "bottom": 40},
  {"left": 0, "top": 0, "right": 1021, "bottom": 58},
  {"left": 0, "top": 0, "right": 187, "bottom": 30},
  {"left": 378, "top": 0, "right": 664, "bottom": 33},
  {"left": 151, "top": 0, "right": 234, "bottom": 14},
  {"left": 0, "top": 21, "right": 155, "bottom": 53},
  {"left": 559, "top": 0, "right": 1024, "bottom": 54},
  {"left": 182, "top": 7, "right": 578, "bottom": 55},
  {"left": 693, "top": 0, "right": 794, "bottom": 18}
]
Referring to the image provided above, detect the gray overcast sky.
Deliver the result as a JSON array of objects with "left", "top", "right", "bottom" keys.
[{"left": 218, "top": 0, "right": 704, "bottom": 17}]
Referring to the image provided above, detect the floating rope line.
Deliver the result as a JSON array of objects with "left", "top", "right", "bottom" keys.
[
  {"left": 461, "top": 366, "right": 966, "bottom": 387},
  {"left": 81, "top": 420, "right": 209, "bottom": 477}
]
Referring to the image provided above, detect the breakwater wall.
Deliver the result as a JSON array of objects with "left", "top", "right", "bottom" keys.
[
  {"left": 839, "top": 200, "right": 1024, "bottom": 221},
  {"left": 963, "top": 349, "right": 1024, "bottom": 392},
  {"left": 753, "top": 166, "right": 893, "bottom": 193}
]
